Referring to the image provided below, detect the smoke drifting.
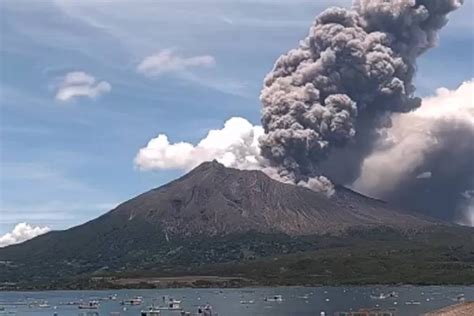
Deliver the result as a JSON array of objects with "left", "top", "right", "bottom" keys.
[
  {"left": 259, "top": 0, "right": 463, "bottom": 189},
  {"left": 353, "top": 80, "right": 474, "bottom": 224}
]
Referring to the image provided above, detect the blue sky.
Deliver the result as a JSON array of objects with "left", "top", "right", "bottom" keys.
[{"left": 1, "top": 0, "right": 473, "bottom": 235}]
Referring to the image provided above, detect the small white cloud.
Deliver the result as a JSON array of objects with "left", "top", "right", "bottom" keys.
[
  {"left": 137, "top": 49, "right": 215, "bottom": 77},
  {"left": 55, "top": 71, "right": 111, "bottom": 102},
  {"left": 0, "top": 223, "right": 51, "bottom": 248},
  {"left": 134, "top": 117, "right": 264, "bottom": 171}
]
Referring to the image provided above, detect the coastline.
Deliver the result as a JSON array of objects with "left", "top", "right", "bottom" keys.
[{"left": 2, "top": 275, "right": 474, "bottom": 291}]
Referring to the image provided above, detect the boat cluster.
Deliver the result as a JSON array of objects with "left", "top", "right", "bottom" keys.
[{"left": 73, "top": 295, "right": 218, "bottom": 316}]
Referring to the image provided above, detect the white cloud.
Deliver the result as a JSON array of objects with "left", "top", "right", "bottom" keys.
[
  {"left": 0, "top": 223, "right": 51, "bottom": 248},
  {"left": 55, "top": 71, "right": 111, "bottom": 102},
  {"left": 135, "top": 117, "right": 264, "bottom": 171},
  {"left": 137, "top": 49, "right": 215, "bottom": 77}
]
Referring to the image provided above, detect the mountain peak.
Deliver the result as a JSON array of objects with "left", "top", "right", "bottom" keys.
[{"left": 191, "top": 159, "right": 226, "bottom": 172}]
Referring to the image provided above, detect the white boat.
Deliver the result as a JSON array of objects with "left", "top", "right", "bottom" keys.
[
  {"left": 78, "top": 301, "right": 99, "bottom": 309},
  {"left": 370, "top": 291, "right": 399, "bottom": 300},
  {"left": 38, "top": 302, "right": 51, "bottom": 308},
  {"left": 264, "top": 295, "right": 283, "bottom": 302},
  {"left": 121, "top": 297, "right": 143, "bottom": 305},
  {"left": 240, "top": 300, "right": 255, "bottom": 304}
]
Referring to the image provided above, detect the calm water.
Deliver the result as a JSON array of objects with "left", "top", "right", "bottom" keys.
[{"left": 0, "top": 286, "right": 472, "bottom": 316}]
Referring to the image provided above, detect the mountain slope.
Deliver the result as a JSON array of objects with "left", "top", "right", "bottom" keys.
[
  {"left": 103, "top": 160, "right": 437, "bottom": 236},
  {"left": 0, "top": 160, "right": 451, "bottom": 288}
]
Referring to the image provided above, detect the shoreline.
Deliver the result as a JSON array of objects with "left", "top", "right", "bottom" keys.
[{"left": 3, "top": 280, "right": 474, "bottom": 292}]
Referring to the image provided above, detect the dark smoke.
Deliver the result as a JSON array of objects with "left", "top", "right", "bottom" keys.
[
  {"left": 383, "top": 123, "right": 474, "bottom": 222},
  {"left": 259, "top": 0, "right": 463, "bottom": 190},
  {"left": 352, "top": 80, "right": 474, "bottom": 223}
]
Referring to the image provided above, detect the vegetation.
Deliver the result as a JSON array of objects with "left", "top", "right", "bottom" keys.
[{"left": 2, "top": 225, "right": 473, "bottom": 290}]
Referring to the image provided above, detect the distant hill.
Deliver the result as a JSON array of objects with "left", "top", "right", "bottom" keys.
[{"left": 1, "top": 161, "right": 473, "bottom": 290}]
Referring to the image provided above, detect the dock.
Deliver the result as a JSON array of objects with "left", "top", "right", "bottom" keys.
[{"left": 423, "top": 302, "right": 474, "bottom": 316}]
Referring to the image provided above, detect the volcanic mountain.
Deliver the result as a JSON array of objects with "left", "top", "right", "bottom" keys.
[
  {"left": 107, "top": 160, "right": 437, "bottom": 236},
  {"left": 4, "top": 161, "right": 472, "bottom": 290}
]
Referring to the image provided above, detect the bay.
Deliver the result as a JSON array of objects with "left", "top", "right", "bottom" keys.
[{"left": 1, "top": 286, "right": 473, "bottom": 316}]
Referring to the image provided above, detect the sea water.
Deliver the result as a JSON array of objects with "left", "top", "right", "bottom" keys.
[{"left": 1, "top": 286, "right": 473, "bottom": 316}]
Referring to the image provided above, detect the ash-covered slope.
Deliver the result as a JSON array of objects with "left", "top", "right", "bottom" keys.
[{"left": 113, "top": 160, "right": 436, "bottom": 236}]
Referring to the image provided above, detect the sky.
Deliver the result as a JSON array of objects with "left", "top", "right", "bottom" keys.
[{"left": 0, "top": 0, "right": 473, "bottom": 240}]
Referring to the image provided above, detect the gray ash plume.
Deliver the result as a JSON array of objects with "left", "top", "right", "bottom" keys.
[{"left": 259, "top": 0, "right": 463, "bottom": 189}]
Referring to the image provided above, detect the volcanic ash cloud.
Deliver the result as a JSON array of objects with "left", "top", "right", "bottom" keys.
[{"left": 259, "top": 0, "right": 463, "bottom": 191}]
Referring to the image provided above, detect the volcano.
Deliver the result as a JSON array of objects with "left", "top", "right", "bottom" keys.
[{"left": 3, "top": 161, "right": 472, "bottom": 290}]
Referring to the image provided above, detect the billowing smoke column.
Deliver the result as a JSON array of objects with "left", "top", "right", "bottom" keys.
[{"left": 259, "top": 0, "right": 463, "bottom": 189}]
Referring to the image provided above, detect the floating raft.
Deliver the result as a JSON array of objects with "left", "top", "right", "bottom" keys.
[{"left": 424, "top": 302, "right": 474, "bottom": 316}]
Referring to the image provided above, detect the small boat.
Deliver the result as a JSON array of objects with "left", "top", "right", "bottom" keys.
[
  {"left": 102, "top": 294, "right": 117, "bottom": 301},
  {"left": 121, "top": 297, "right": 143, "bottom": 305},
  {"left": 454, "top": 294, "right": 465, "bottom": 302},
  {"left": 156, "top": 296, "right": 182, "bottom": 310},
  {"left": 240, "top": 300, "right": 255, "bottom": 304},
  {"left": 78, "top": 312, "right": 99, "bottom": 316},
  {"left": 197, "top": 304, "right": 217, "bottom": 316},
  {"left": 78, "top": 301, "right": 100, "bottom": 309},
  {"left": 370, "top": 291, "right": 399, "bottom": 300},
  {"left": 264, "top": 295, "right": 283, "bottom": 302},
  {"left": 141, "top": 307, "right": 161, "bottom": 316},
  {"left": 38, "top": 302, "right": 51, "bottom": 308},
  {"left": 161, "top": 296, "right": 182, "bottom": 304},
  {"left": 157, "top": 302, "right": 182, "bottom": 311}
]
